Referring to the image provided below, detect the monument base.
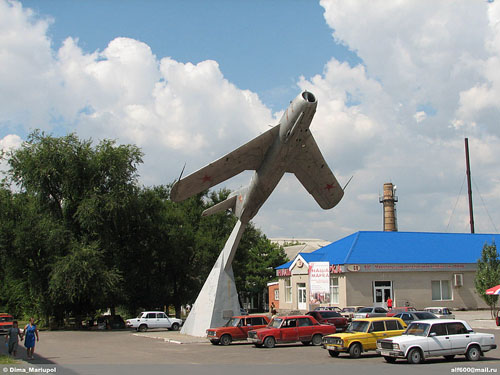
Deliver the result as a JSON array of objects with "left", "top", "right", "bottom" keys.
[{"left": 181, "top": 220, "right": 247, "bottom": 337}]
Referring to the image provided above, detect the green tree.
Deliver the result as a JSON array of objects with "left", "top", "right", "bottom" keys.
[
  {"left": 1, "top": 131, "right": 144, "bottom": 324},
  {"left": 474, "top": 242, "right": 500, "bottom": 318}
]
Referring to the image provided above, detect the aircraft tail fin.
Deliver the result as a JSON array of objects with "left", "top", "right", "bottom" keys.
[{"left": 202, "top": 187, "right": 248, "bottom": 219}]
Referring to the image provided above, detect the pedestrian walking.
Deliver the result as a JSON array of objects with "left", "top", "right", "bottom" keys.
[
  {"left": 24, "top": 317, "right": 39, "bottom": 360},
  {"left": 5, "top": 320, "right": 23, "bottom": 357}
]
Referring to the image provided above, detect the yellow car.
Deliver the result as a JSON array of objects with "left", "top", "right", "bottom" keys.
[{"left": 322, "top": 317, "right": 407, "bottom": 358}]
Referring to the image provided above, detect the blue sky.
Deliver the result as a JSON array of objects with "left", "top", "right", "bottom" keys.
[
  {"left": 1, "top": 0, "right": 500, "bottom": 241},
  {"left": 22, "top": 0, "right": 360, "bottom": 111}
]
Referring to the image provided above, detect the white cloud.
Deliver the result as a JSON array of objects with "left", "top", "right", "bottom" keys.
[{"left": 1, "top": 0, "right": 500, "bottom": 242}]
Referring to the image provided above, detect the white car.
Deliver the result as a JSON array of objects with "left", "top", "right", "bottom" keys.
[
  {"left": 376, "top": 319, "right": 496, "bottom": 364},
  {"left": 424, "top": 307, "right": 455, "bottom": 319},
  {"left": 126, "top": 311, "right": 183, "bottom": 332}
]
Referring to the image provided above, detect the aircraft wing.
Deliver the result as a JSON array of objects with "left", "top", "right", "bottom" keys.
[
  {"left": 287, "top": 133, "right": 344, "bottom": 209},
  {"left": 171, "top": 126, "right": 279, "bottom": 202}
]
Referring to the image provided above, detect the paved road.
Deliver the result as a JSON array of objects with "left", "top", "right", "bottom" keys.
[{"left": 1, "top": 328, "right": 499, "bottom": 375}]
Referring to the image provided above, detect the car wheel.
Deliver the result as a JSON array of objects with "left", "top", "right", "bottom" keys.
[
  {"left": 312, "top": 334, "right": 323, "bottom": 346},
  {"left": 348, "top": 343, "right": 362, "bottom": 358},
  {"left": 138, "top": 324, "right": 148, "bottom": 332},
  {"left": 301, "top": 341, "right": 311, "bottom": 345},
  {"left": 263, "top": 336, "right": 276, "bottom": 348},
  {"left": 328, "top": 350, "right": 339, "bottom": 357},
  {"left": 220, "top": 334, "right": 232, "bottom": 346},
  {"left": 407, "top": 348, "right": 423, "bottom": 364},
  {"left": 466, "top": 345, "right": 481, "bottom": 361},
  {"left": 170, "top": 323, "right": 180, "bottom": 331},
  {"left": 444, "top": 355, "right": 455, "bottom": 361},
  {"left": 210, "top": 340, "right": 219, "bottom": 345},
  {"left": 384, "top": 356, "right": 397, "bottom": 363}
]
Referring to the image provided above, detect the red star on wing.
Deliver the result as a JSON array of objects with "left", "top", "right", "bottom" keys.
[
  {"left": 324, "top": 183, "right": 335, "bottom": 191},
  {"left": 202, "top": 175, "right": 212, "bottom": 183}
]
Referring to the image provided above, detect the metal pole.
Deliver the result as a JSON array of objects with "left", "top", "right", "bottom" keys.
[{"left": 464, "top": 138, "right": 475, "bottom": 233}]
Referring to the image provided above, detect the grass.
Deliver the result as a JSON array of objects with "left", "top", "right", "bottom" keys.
[{"left": 0, "top": 354, "right": 20, "bottom": 364}]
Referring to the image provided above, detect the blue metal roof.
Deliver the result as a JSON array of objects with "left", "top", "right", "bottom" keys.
[{"left": 276, "top": 231, "right": 498, "bottom": 269}]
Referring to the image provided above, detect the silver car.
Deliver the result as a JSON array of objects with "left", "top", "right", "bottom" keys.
[
  {"left": 424, "top": 307, "right": 455, "bottom": 319},
  {"left": 353, "top": 306, "right": 388, "bottom": 319}
]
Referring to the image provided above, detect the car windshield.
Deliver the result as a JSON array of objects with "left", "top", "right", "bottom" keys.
[
  {"left": 342, "top": 308, "right": 355, "bottom": 312},
  {"left": 346, "top": 321, "right": 369, "bottom": 333},
  {"left": 414, "top": 312, "right": 436, "bottom": 319},
  {"left": 137, "top": 313, "right": 145, "bottom": 319},
  {"left": 0, "top": 316, "right": 13, "bottom": 322},
  {"left": 426, "top": 308, "right": 441, "bottom": 313},
  {"left": 268, "top": 318, "right": 283, "bottom": 328},
  {"left": 224, "top": 318, "right": 240, "bottom": 327},
  {"left": 404, "top": 322, "right": 430, "bottom": 336},
  {"left": 357, "top": 307, "right": 372, "bottom": 313}
]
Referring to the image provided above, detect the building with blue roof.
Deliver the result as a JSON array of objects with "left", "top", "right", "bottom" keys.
[{"left": 275, "top": 231, "right": 497, "bottom": 312}]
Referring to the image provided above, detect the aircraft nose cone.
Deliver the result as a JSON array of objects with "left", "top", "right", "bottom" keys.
[{"left": 302, "top": 91, "right": 316, "bottom": 103}]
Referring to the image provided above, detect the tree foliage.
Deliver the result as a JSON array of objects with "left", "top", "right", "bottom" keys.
[
  {"left": 0, "top": 131, "right": 285, "bottom": 325},
  {"left": 474, "top": 242, "right": 500, "bottom": 318}
]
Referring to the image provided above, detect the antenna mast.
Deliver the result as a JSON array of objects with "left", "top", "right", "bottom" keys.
[{"left": 464, "top": 138, "right": 475, "bottom": 234}]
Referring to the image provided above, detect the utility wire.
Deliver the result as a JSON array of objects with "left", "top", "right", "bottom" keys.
[
  {"left": 472, "top": 177, "right": 499, "bottom": 233},
  {"left": 446, "top": 175, "right": 466, "bottom": 233}
]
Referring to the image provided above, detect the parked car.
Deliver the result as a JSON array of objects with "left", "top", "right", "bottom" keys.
[
  {"left": 306, "top": 311, "right": 348, "bottom": 332},
  {"left": 126, "top": 311, "right": 183, "bottom": 332},
  {"left": 340, "top": 306, "right": 364, "bottom": 321},
  {"left": 386, "top": 307, "right": 416, "bottom": 317},
  {"left": 207, "top": 315, "right": 270, "bottom": 345},
  {"left": 314, "top": 306, "right": 342, "bottom": 313},
  {"left": 0, "top": 313, "right": 13, "bottom": 335},
  {"left": 95, "top": 315, "right": 126, "bottom": 330},
  {"left": 376, "top": 319, "right": 497, "bottom": 364},
  {"left": 424, "top": 307, "right": 455, "bottom": 319},
  {"left": 393, "top": 311, "right": 438, "bottom": 324},
  {"left": 322, "top": 317, "right": 407, "bottom": 358},
  {"left": 247, "top": 315, "right": 336, "bottom": 348},
  {"left": 353, "top": 307, "right": 388, "bottom": 319}
]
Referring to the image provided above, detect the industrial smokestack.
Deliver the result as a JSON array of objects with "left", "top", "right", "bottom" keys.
[{"left": 379, "top": 183, "right": 398, "bottom": 231}]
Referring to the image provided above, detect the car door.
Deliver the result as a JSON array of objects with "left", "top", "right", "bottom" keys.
[
  {"left": 426, "top": 323, "right": 452, "bottom": 357},
  {"left": 156, "top": 312, "right": 169, "bottom": 329},
  {"left": 144, "top": 312, "right": 157, "bottom": 328},
  {"left": 384, "top": 319, "right": 405, "bottom": 338},
  {"left": 297, "top": 317, "right": 314, "bottom": 341},
  {"left": 279, "top": 318, "right": 298, "bottom": 342},
  {"left": 446, "top": 322, "right": 470, "bottom": 355},
  {"left": 366, "top": 321, "right": 386, "bottom": 350}
]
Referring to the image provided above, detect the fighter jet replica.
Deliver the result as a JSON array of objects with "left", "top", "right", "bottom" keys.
[
  {"left": 172, "top": 91, "right": 344, "bottom": 336},
  {"left": 171, "top": 90, "right": 343, "bottom": 220}
]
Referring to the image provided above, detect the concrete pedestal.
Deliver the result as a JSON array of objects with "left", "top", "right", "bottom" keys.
[{"left": 181, "top": 220, "right": 247, "bottom": 337}]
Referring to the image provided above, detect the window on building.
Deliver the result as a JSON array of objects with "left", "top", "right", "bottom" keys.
[
  {"left": 431, "top": 280, "right": 452, "bottom": 301},
  {"left": 285, "top": 278, "right": 292, "bottom": 303},
  {"left": 330, "top": 277, "right": 339, "bottom": 304},
  {"left": 274, "top": 289, "right": 279, "bottom": 301}
]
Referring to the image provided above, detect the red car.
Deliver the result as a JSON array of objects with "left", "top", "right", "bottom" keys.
[
  {"left": 206, "top": 315, "right": 270, "bottom": 345},
  {"left": 247, "top": 315, "right": 336, "bottom": 348},
  {"left": 306, "top": 310, "right": 348, "bottom": 331},
  {"left": 0, "top": 313, "right": 14, "bottom": 335},
  {"left": 386, "top": 306, "right": 416, "bottom": 317}
]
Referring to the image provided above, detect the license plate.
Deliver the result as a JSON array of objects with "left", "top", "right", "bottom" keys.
[
  {"left": 326, "top": 345, "right": 338, "bottom": 351},
  {"left": 380, "top": 350, "right": 391, "bottom": 356}
]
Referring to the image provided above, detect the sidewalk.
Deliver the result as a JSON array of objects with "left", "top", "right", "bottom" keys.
[{"left": 454, "top": 310, "right": 499, "bottom": 330}]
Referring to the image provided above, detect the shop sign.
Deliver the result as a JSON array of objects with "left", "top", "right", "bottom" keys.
[
  {"left": 276, "top": 268, "right": 291, "bottom": 277},
  {"left": 346, "top": 264, "right": 360, "bottom": 272},
  {"left": 309, "top": 262, "right": 330, "bottom": 304},
  {"left": 330, "top": 264, "right": 343, "bottom": 274},
  {"left": 352, "top": 263, "right": 475, "bottom": 272}
]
